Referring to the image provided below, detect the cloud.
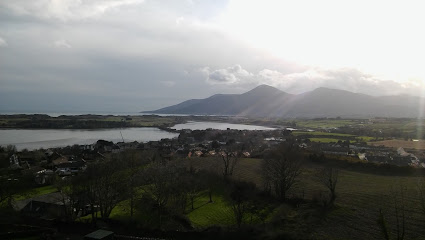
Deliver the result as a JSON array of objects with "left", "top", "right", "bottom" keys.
[
  {"left": 160, "top": 81, "right": 176, "bottom": 87},
  {"left": 202, "top": 65, "right": 425, "bottom": 96},
  {"left": 1, "top": 0, "right": 422, "bottom": 113},
  {"left": 175, "top": 16, "right": 184, "bottom": 25},
  {"left": 0, "top": 37, "right": 7, "bottom": 47},
  {"left": 0, "top": 0, "right": 145, "bottom": 21},
  {"left": 53, "top": 39, "right": 71, "bottom": 48},
  {"left": 202, "top": 65, "right": 254, "bottom": 85},
  {"left": 263, "top": 68, "right": 425, "bottom": 96}
]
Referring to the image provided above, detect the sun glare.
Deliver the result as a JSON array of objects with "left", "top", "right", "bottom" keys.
[{"left": 218, "top": 0, "right": 425, "bottom": 83}]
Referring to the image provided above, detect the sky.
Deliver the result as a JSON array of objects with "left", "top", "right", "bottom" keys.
[{"left": 1, "top": 0, "right": 424, "bottom": 112}]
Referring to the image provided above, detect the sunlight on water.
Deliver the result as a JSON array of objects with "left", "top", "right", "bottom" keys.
[
  {"left": 171, "top": 121, "right": 275, "bottom": 131},
  {"left": 0, "top": 128, "right": 178, "bottom": 150}
]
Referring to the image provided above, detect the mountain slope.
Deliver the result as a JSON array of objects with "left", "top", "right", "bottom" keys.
[
  {"left": 148, "top": 85, "right": 294, "bottom": 116},
  {"left": 144, "top": 85, "right": 424, "bottom": 118}
]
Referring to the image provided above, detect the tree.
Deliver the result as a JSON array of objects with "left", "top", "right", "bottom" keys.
[
  {"left": 262, "top": 143, "right": 302, "bottom": 201},
  {"left": 219, "top": 150, "right": 238, "bottom": 179},
  {"left": 377, "top": 208, "right": 390, "bottom": 240},
  {"left": 211, "top": 140, "right": 220, "bottom": 149},
  {"left": 117, "top": 150, "right": 151, "bottom": 218},
  {"left": 198, "top": 169, "right": 221, "bottom": 203},
  {"left": 78, "top": 159, "right": 129, "bottom": 222},
  {"left": 96, "top": 162, "right": 128, "bottom": 219},
  {"left": 229, "top": 181, "right": 256, "bottom": 228},
  {"left": 6, "top": 145, "right": 17, "bottom": 153},
  {"left": 219, "top": 139, "right": 240, "bottom": 179},
  {"left": 316, "top": 167, "right": 339, "bottom": 207},
  {"left": 185, "top": 171, "right": 203, "bottom": 211},
  {"left": 142, "top": 160, "right": 180, "bottom": 228},
  {"left": 417, "top": 178, "right": 425, "bottom": 218},
  {"left": 248, "top": 198, "right": 273, "bottom": 228},
  {"left": 55, "top": 175, "right": 88, "bottom": 221},
  {"left": 0, "top": 169, "right": 34, "bottom": 208},
  {"left": 378, "top": 185, "right": 407, "bottom": 240}
]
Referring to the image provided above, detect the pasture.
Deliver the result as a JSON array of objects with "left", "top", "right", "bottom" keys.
[
  {"left": 369, "top": 139, "right": 425, "bottom": 150},
  {"left": 187, "top": 157, "right": 425, "bottom": 239},
  {"left": 293, "top": 119, "right": 362, "bottom": 129},
  {"left": 292, "top": 131, "right": 374, "bottom": 143},
  {"left": 27, "top": 155, "right": 425, "bottom": 239}
]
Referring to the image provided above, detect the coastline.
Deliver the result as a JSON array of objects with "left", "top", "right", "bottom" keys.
[{"left": 0, "top": 113, "right": 284, "bottom": 130}]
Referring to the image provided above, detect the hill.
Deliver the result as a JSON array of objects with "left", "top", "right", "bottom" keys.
[{"left": 144, "top": 85, "right": 423, "bottom": 118}]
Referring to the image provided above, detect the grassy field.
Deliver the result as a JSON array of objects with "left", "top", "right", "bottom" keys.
[
  {"left": 295, "top": 168, "right": 425, "bottom": 239},
  {"left": 14, "top": 185, "right": 57, "bottom": 201},
  {"left": 291, "top": 118, "right": 425, "bottom": 143},
  {"left": 369, "top": 119, "right": 424, "bottom": 132},
  {"left": 294, "top": 119, "right": 362, "bottom": 129},
  {"left": 292, "top": 131, "right": 374, "bottom": 143},
  {"left": 187, "top": 191, "right": 234, "bottom": 228},
  {"left": 23, "top": 157, "right": 425, "bottom": 239},
  {"left": 77, "top": 188, "right": 237, "bottom": 229},
  {"left": 356, "top": 136, "right": 375, "bottom": 142},
  {"left": 293, "top": 131, "right": 354, "bottom": 137},
  {"left": 33, "top": 185, "right": 57, "bottom": 195},
  {"left": 308, "top": 138, "right": 345, "bottom": 143},
  {"left": 369, "top": 139, "right": 425, "bottom": 150},
  {"left": 293, "top": 118, "right": 424, "bottom": 131},
  {"left": 186, "top": 157, "right": 425, "bottom": 239}
]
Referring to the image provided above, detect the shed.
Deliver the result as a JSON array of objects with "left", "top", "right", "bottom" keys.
[{"left": 16, "top": 192, "right": 67, "bottom": 220}]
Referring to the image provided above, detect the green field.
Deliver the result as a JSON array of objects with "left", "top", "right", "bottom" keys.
[
  {"left": 186, "top": 157, "right": 425, "bottom": 239},
  {"left": 292, "top": 131, "right": 374, "bottom": 143},
  {"left": 18, "top": 156, "right": 425, "bottom": 239},
  {"left": 308, "top": 138, "right": 344, "bottom": 143},
  {"left": 14, "top": 185, "right": 57, "bottom": 201},
  {"left": 77, "top": 188, "right": 237, "bottom": 229},
  {"left": 187, "top": 191, "right": 234, "bottom": 228},
  {"left": 294, "top": 119, "right": 361, "bottom": 129},
  {"left": 297, "top": 168, "right": 425, "bottom": 239},
  {"left": 293, "top": 131, "right": 354, "bottom": 137}
]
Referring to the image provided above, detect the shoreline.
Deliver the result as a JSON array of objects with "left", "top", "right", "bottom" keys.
[{"left": 0, "top": 114, "right": 283, "bottom": 130}]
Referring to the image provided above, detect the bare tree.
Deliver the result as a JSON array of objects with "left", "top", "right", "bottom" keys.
[
  {"left": 0, "top": 170, "right": 34, "bottom": 207},
  {"left": 185, "top": 171, "right": 203, "bottom": 211},
  {"left": 0, "top": 177, "right": 18, "bottom": 206},
  {"left": 219, "top": 151, "right": 238, "bottom": 179},
  {"left": 377, "top": 208, "right": 390, "bottom": 240},
  {"left": 198, "top": 169, "right": 221, "bottom": 203},
  {"left": 142, "top": 160, "right": 177, "bottom": 228},
  {"left": 229, "top": 181, "right": 256, "bottom": 228},
  {"left": 78, "top": 159, "right": 128, "bottom": 222},
  {"left": 95, "top": 161, "right": 128, "bottom": 219},
  {"left": 377, "top": 185, "right": 406, "bottom": 240},
  {"left": 262, "top": 143, "right": 302, "bottom": 201},
  {"left": 417, "top": 178, "right": 425, "bottom": 219},
  {"left": 316, "top": 167, "right": 339, "bottom": 206},
  {"left": 393, "top": 187, "right": 406, "bottom": 240},
  {"left": 55, "top": 176, "right": 77, "bottom": 221},
  {"left": 219, "top": 139, "right": 240, "bottom": 179},
  {"left": 117, "top": 150, "right": 151, "bottom": 218}
]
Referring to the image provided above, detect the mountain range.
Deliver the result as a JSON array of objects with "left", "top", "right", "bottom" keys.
[{"left": 144, "top": 85, "right": 424, "bottom": 118}]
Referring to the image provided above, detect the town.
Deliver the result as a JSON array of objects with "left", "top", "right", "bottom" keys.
[
  {"left": 2, "top": 120, "right": 425, "bottom": 239},
  {"left": 7, "top": 126, "right": 425, "bottom": 181}
]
